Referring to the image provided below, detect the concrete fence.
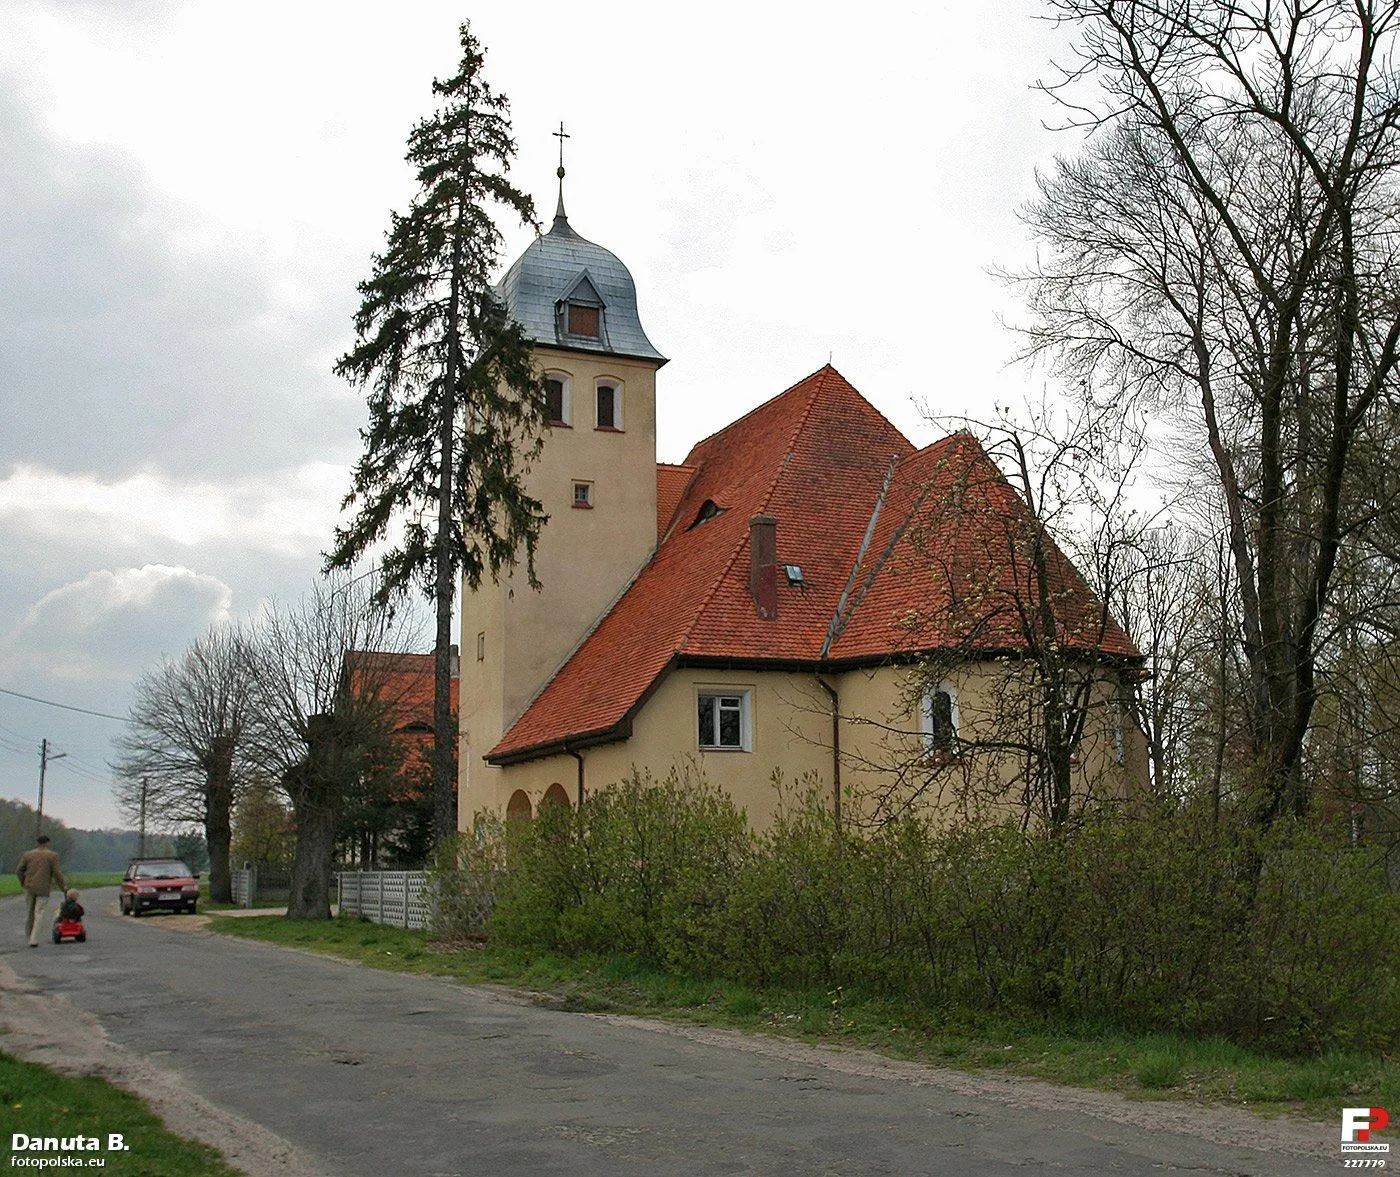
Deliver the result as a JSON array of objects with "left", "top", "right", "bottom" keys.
[
  {"left": 336, "top": 870, "right": 432, "bottom": 930},
  {"left": 231, "top": 864, "right": 292, "bottom": 909}
]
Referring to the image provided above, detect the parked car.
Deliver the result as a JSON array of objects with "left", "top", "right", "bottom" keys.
[{"left": 120, "top": 858, "right": 200, "bottom": 916}]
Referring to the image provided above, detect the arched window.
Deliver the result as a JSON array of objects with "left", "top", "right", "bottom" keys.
[
  {"left": 506, "top": 790, "right": 533, "bottom": 821},
  {"left": 920, "top": 683, "right": 959, "bottom": 753},
  {"left": 595, "top": 378, "right": 623, "bottom": 430},
  {"left": 543, "top": 371, "right": 572, "bottom": 427},
  {"left": 541, "top": 782, "right": 571, "bottom": 811}
]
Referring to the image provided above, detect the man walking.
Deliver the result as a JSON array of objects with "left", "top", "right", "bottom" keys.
[{"left": 17, "top": 834, "right": 66, "bottom": 948}]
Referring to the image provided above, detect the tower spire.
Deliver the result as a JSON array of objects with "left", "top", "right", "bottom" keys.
[{"left": 552, "top": 121, "right": 572, "bottom": 234}]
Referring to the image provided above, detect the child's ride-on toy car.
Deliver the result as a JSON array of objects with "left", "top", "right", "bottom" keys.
[{"left": 53, "top": 916, "right": 86, "bottom": 943}]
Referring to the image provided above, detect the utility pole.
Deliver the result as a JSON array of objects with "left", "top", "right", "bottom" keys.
[
  {"left": 35, "top": 738, "right": 67, "bottom": 839},
  {"left": 139, "top": 777, "right": 148, "bottom": 857}
]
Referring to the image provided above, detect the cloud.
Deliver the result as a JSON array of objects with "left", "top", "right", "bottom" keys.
[
  {"left": 0, "top": 75, "right": 363, "bottom": 483},
  {"left": 0, "top": 565, "right": 233, "bottom": 683},
  {"left": 0, "top": 462, "right": 346, "bottom": 556}
]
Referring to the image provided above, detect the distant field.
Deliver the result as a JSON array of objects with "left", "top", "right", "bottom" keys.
[{"left": 0, "top": 871, "right": 122, "bottom": 898}]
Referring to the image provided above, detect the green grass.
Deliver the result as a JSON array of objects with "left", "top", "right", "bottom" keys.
[
  {"left": 211, "top": 914, "right": 1399, "bottom": 1122},
  {"left": 0, "top": 1051, "right": 240, "bottom": 1176},
  {"left": 0, "top": 872, "right": 122, "bottom": 899}
]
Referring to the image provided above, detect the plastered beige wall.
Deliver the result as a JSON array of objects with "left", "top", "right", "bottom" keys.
[
  {"left": 465, "top": 660, "right": 1145, "bottom": 830},
  {"left": 458, "top": 347, "right": 661, "bottom": 829}
]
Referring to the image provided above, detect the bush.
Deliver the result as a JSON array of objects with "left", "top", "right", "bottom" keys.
[
  {"left": 425, "top": 823, "right": 506, "bottom": 940},
  {"left": 489, "top": 764, "right": 751, "bottom": 966},
  {"left": 438, "top": 767, "right": 1400, "bottom": 1055}
]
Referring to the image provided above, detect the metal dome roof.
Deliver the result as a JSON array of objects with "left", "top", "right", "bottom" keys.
[{"left": 496, "top": 202, "right": 666, "bottom": 366}]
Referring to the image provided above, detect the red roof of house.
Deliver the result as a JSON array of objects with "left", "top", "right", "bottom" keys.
[
  {"left": 656, "top": 462, "right": 696, "bottom": 541},
  {"left": 488, "top": 366, "right": 1139, "bottom": 763},
  {"left": 343, "top": 651, "right": 459, "bottom": 736}
]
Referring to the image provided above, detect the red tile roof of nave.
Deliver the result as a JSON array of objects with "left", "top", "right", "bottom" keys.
[
  {"left": 655, "top": 463, "right": 697, "bottom": 541},
  {"left": 489, "top": 367, "right": 911, "bottom": 759},
  {"left": 826, "top": 432, "right": 1138, "bottom": 660},
  {"left": 488, "top": 368, "right": 1140, "bottom": 763}
]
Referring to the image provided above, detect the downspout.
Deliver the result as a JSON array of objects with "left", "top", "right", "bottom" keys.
[
  {"left": 567, "top": 747, "right": 585, "bottom": 807},
  {"left": 817, "top": 676, "right": 841, "bottom": 831}
]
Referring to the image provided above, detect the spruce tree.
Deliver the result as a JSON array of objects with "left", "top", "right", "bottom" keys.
[{"left": 328, "top": 23, "right": 545, "bottom": 847}]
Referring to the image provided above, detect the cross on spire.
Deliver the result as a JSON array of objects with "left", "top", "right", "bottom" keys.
[
  {"left": 553, "top": 121, "right": 570, "bottom": 177},
  {"left": 551, "top": 121, "right": 572, "bottom": 232}
]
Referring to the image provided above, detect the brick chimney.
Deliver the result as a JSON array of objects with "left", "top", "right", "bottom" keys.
[{"left": 749, "top": 514, "right": 778, "bottom": 620}]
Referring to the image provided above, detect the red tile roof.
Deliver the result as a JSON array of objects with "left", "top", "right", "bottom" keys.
[
  {"left": 488, "top": 366, "right": 1139, "bottom": 763},
  {"left": 655, "top": 463, "right": 696, "bottom": 541},
  {"left": 343, "top": 651, "right": 459, "bottom": 756}
]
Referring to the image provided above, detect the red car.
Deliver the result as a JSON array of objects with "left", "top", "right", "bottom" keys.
[{"left": 120, "top": 858, "right": 200, "bottom": 916}]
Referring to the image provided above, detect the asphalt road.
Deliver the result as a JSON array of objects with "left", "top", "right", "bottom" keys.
[{"left": 1, "top": 888, "right": 1333, "bottom": 1177}]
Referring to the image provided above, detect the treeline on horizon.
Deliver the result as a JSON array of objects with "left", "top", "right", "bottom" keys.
[{"left": 1, "top": 796, "right": 197, "bottom": 874}]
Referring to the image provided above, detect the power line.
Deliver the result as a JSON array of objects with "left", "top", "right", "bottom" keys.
[{"left": 0, "top": 687, "right": 128, "bottom": 723}]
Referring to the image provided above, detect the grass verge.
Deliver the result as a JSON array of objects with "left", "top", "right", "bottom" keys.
[
  {"left": 211, "top": 914, "right": 1398, "bottom": 1123},
  {"left": 0, "top": 1051, "right": 240, "bottom": 1176},
  {"left": 0, "top": 873, "right": 122, "bottom": 899}
]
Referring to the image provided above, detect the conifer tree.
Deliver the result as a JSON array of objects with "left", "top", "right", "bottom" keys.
[{"left": 328, "top": 24, "right": 545, "bottom": 847}]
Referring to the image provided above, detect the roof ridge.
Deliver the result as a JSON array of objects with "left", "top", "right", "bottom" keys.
[
  {"left": 677, "top": 373, "right": 829, "bottom": 651},
  {"left": 684, "top": 365, "right": 842, "bottom": 461}
]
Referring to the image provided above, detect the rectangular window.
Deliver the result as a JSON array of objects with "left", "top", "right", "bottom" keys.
[
  {"left": 573, "top": 481, "right": 592, "bottom": 508},
  {"left": 568, "top": 303, "right": 600, "bottom": 337},
  {"left": 476, "top": 631, "right": 485, "bottom": 662},
  {"left": 921, "top": 686, "right": 957, "bottom": 753},
  {"left": 596, "top": 384, "right": 616, "bottom": 429},
  {"left": 545, "top": 378, "right": 565, "bottom": 424},
  {"left": 698, "top": 692, "right": 747, "bottom": 750}
]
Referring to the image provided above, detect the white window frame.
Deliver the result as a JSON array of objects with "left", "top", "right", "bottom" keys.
[
  {"left": 543, "top": 370, "right": 572, "bottom": 427},
  {"left": 697, "top": 688, "right": 752, "bottom": 752},
  {"left": 572, "top": 480, "right": 593, "bottom": 509},
  {"left": 920, "top": 683, "right": 960, "bottom": 754},
  {"left": 595, "top": 377, "right": 624, "bottom": 430}
]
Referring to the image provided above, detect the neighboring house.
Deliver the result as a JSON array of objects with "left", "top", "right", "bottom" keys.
[
  {"left": 342, "top": 650, "right": 459, "bottom": 864},
  {"left": 459, "top": 183, "right": 1145, "bottom": 830},
  {"left": 343, "top": 650, "right": 460, "bottom": 777}
]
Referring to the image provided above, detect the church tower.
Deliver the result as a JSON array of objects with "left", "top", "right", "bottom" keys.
[{"left": 458, "top": 149, "right": 666, "bottom": 822}]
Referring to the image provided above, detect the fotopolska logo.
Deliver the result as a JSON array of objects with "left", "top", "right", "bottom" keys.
[{"left": 1341, "top": 1107, "right": 1390, "bottom": 1156}]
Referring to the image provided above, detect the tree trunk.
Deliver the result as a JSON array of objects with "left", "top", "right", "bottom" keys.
[
  {"left": 287, "top": 798, "right": 336, "bottom": 920},
  {"left": 203, "top": 734, "right": 235, "bottom": 903},
  {"left": 286, "top": 715, "right": 341, "bottom": 920},
  {"left": 432, "top": 202, "right": 468, "bottom": 850}
]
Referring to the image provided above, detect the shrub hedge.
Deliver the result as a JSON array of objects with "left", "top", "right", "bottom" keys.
[{"left": 474, "top": 768, "right": 1398, "bottom": 1055}]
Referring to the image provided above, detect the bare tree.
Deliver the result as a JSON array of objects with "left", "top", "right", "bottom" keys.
[
  {"left": 817, "top": 405, "right": 1148, "bottom": 829},
  {"left": 112, "top": 625, "right": 258, "bottom": 902},
  {"left": 1019, "top": 0, "right": 1400, "bottom": 827},
  {"left": 250, "top": 576, "right": 422, "bottom": 919}
]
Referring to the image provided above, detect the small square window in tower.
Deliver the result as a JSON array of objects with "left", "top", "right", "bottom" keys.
[
  {"left": 573, "top": 481, "right": 592, "bottom": 509},
  {"left": 567, "top": 303, "right": 600, "bottom": 337},
  {"left": 596, "top": 384, "right": 617, "bottom": 429}
]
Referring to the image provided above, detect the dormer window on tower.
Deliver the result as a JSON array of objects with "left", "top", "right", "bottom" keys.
[
  {"left": 567, "top": 303, "right": 600, "bottom": 337},
  {"left": 556, "top": 271, "right": 606, "bottom": 345}
]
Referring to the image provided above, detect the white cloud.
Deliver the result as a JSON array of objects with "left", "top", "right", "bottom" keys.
[
  {"left": 0, "top": 564, "right": 233, "bottom": 683},
  {"left": 0, "top": 462, "right": 346, "bottom": 555}
]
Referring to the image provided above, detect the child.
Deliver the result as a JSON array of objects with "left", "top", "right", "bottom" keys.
[{"left": 58, "top": 889, "right": 83, "bottom": 921}]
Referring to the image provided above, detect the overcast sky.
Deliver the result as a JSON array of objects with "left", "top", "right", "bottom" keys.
[{"left": 0, "top": 0, "right": 1079, "bottom": 830}]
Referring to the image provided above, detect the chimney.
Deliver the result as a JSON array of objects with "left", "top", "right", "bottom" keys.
[{"left": 749, "top": 514, "right": 778, "bottom": 620}]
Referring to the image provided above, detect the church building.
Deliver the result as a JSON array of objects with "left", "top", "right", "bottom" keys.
[{"left": 458, "top": 177, "right": 1145, "bottom": 831}]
